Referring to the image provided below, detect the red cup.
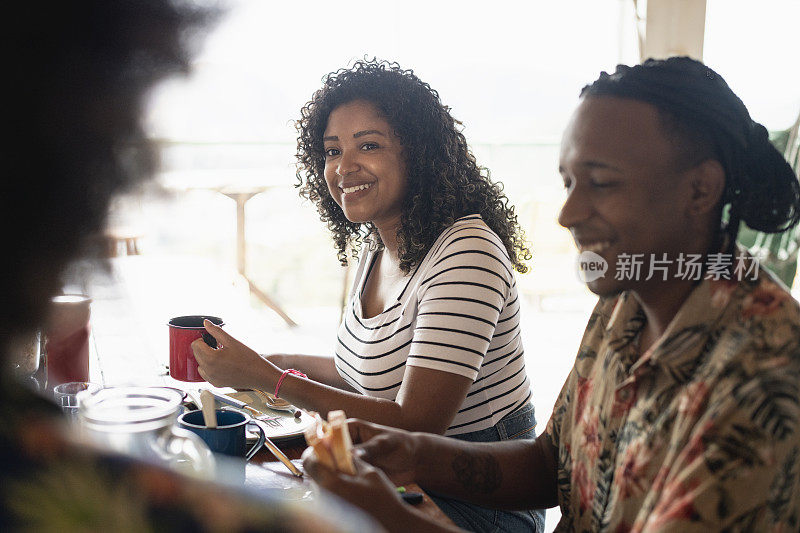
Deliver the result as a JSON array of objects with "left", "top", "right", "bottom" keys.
[
  {"left": 46, "top": 294, "right": 92, "bottom": 389},
  {"left": 168, "top": 315, "right": 224, "bottom": 382}
]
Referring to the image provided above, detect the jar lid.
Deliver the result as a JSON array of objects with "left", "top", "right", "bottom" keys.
[
  {"left": 79, "top": 387, "right": 183, "bottom": 426},
  {"left": 52, "top": 294, "right": 92, "bottom": 305}
]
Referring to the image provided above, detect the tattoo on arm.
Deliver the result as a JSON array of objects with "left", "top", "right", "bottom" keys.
[{"left": 451, "top": 450, "right": 502, "bottom": 494}]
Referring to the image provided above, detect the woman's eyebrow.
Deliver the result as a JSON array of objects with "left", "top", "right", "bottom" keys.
[
  {"left": 323, "top": 130, "right": 384, "bottom": 142},
  {"left": 353, "top": 129, "right": 385, "bottom": 138}
]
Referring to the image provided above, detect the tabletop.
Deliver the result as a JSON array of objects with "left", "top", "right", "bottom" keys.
[{"left": 78, "top": 257, "right": 456, "bottom": 530}]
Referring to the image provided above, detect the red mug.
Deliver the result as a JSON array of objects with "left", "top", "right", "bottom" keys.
[{"left": 168, "top": 315, "right": 224, "bottom": 382}]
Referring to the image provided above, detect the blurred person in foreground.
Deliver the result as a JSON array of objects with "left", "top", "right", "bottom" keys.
[
  {"left": 193, "top": 60, "right": 543, "bottom": 531},
  {"left": 304, "top": 56, "right": 800, "bottom": 532},
  {"left": 0, "top": 2, "right": 366, "bottom": 530}
]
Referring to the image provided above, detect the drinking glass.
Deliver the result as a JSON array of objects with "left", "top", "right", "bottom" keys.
[{"left": 53, "top": 381, "right": 101, "bottom": 417}]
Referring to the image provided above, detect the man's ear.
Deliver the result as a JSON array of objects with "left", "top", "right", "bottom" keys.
[{"left": 687, "top": 159, "right": 725, "bottom": 216}]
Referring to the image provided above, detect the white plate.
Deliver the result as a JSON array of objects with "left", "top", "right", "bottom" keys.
[{"left": 228, "top": 390, "right": 314, "bottom": 442}]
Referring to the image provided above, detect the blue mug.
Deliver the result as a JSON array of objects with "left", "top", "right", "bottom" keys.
[{"left": 178, "top": 409, "right": 265, "bottom": 461}]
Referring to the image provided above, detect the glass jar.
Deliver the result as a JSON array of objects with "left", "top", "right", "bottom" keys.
[{"left": 79, "top": 387, "right": 215, "bottom": 478}]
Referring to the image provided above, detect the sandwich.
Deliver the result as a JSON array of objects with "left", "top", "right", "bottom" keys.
[{"left": 304, "top": 410, "right": 356, "bottom": 475}]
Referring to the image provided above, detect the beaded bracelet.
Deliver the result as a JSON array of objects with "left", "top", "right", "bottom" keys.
[{"left": 274, "top": 368, "right": 307, "bottom": 398}]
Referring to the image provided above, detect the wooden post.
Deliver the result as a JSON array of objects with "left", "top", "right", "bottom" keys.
[
  {"left": 642, "top": 0, "right": 707, "bottom": 61},
  {"left": 235, "top": 193, "right": 247, "bottom": 276}
]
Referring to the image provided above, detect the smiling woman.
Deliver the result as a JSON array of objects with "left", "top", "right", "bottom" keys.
[{"left": 190, "top": 59, "right": 544, "bottom": 532}]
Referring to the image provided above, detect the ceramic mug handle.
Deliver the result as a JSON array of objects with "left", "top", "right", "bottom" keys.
[{"left": 245, "top": 421, "right": 266, "bottom": 461}]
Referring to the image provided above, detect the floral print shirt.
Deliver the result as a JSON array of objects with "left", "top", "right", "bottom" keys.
[{"left": 545, "top": 259, "right": 800, "bottom": 532}]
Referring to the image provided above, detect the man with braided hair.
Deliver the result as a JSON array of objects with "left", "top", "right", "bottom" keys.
[{"left": 304, "top": 57, "right": 800, "bottom": 532}]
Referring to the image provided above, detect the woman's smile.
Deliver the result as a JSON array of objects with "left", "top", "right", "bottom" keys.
[{"left": 340, "top": 181, "right": 374, "bottom": 195}]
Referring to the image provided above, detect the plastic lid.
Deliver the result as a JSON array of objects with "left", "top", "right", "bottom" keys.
[
  {"left": 80, "top": 387, "right": 183, "bottom": 425},
  {"left": 52, "top": 294, "right": 92, "bottom": 304}
]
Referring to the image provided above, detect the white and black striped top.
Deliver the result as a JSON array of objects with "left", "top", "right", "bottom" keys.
[{"left": 335, "top": 215, "right": 532, "bottom": 435}]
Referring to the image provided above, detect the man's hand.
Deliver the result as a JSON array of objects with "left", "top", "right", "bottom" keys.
[
  {"left": 304, "top": 425, "right": 464, "bottom": 533},
  {"left": 348, "top": 419, "right": 420, "bottom": 486},
  {"left": 350, "top": 418, "right": 558, "bottom": 511},
  {"left": 191, "top": 319, "right": 277, "bottom": 389},
  {"left": 302, "top": 448, "right": 409, "bottom": 527}
]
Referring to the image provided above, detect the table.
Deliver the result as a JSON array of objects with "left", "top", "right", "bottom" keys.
[
  {"left": 217, "top": 185, "right": 297, "bottom": 327},
  {"left": 159, "top": 172, "right": 297, "bottom": 327},
  {"left": 80, "top": 259, "right": 456, "bottom": 530}
]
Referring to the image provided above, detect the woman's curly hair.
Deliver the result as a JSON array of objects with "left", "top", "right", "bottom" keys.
[{"left": 296, "top": 59, "right": 530, "bottom": 274}]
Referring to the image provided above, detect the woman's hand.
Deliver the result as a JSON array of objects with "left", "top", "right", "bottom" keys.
[{"left": 191, "top": 320, "right": 278, "bottom": 389}]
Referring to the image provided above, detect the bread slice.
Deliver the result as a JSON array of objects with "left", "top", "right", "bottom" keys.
[
  {"left": 327, "top": 410, "right": 356, "bottom": 475},
  {"left": 304, "top": 410, "right": 356, "bottom": 474}
]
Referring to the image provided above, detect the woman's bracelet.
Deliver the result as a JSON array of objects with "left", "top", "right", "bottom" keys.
[{"left": 274, "top": 368, "right": 307, "bottom": 398}]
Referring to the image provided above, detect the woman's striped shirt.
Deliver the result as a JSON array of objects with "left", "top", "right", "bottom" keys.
[{"left": 334, "top": 215, "right": 532, "bottom": 435}]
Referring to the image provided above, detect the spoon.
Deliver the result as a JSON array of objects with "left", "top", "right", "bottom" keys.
[
  {"left": 253, "top": 388, "right": 301, "bottom": 418},
  {"left": 200, "top": 389, "right": 217, "bottom": 428}
]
